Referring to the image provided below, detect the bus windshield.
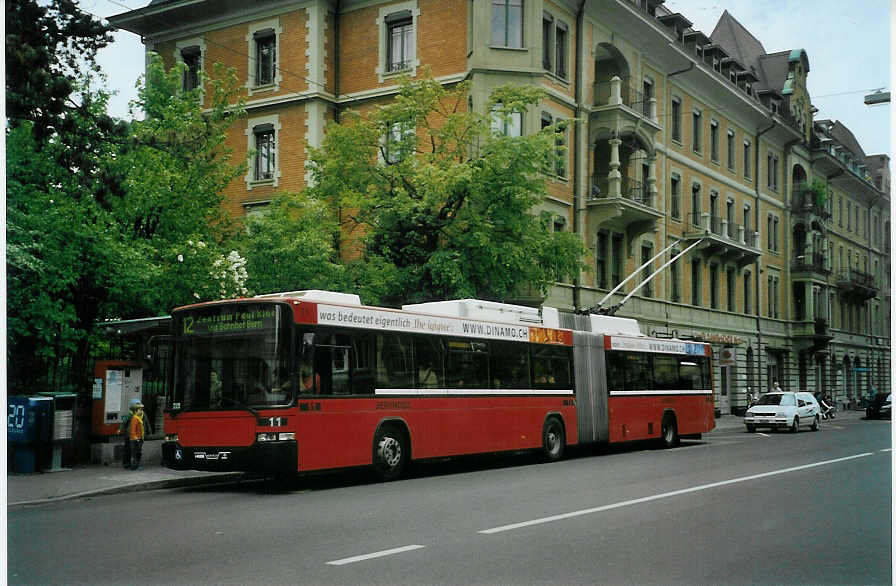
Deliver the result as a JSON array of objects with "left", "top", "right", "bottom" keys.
[{"left": 171, "top": 303, "right": 292, "bottom": 411}]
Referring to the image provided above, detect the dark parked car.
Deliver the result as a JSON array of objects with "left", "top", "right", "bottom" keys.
[{"left": 865, "top": 393, "right": 891, "bottom": 420}]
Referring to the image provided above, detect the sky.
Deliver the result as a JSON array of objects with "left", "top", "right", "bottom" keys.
[{"left": 84, "top": 0, "right": 891, "bottom": 156}]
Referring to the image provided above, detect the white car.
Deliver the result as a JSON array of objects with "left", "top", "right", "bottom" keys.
[{"left": 744, "top": 391, "right": 821, "bottom": 433}]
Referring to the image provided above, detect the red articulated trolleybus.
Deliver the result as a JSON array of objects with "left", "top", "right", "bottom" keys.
[{"left": 161, "top": 290, "right": 714, "bottom": 480}]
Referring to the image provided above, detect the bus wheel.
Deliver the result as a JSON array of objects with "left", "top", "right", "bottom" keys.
[
  {"left": 373, "top": 425, "right": 408, "bottom": 481},
  {"left": 542, "top": 417, "right": 565, "bottom": 461},
  {"left": 660, "top": 414, "right": 679, "bottom": 448}
]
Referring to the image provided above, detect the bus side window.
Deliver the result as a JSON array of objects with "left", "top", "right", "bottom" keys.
[
  {"left": 376, "top": 333, "right": 413, "bottom": 389},
  {"left": 446, "top": 340, "right": 488, "bottom": 389},
  {"left": 414, "top": 336, "right": 444, "bottom": 389},
  {"left": 532, "top": 346, "right": 572, "bottom": 389},
  {"left": 679, "top": 358, "right": 702, "bottom": 390},
  {"left": 653, "top": 355, "right": 679, "bottom": 390},
  {"left": 605, "top": 351, "right": 625, "bottom": 394},
  {"left": 490, "top": 341, "right": 529, "bottom": 389},
  {"left": 351, "top": 335, "right": 375, "bottom": 395}
]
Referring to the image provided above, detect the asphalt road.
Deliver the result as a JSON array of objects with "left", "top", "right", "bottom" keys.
[{"left": 9, "top": 417, "right": 891, "bottom": 585}]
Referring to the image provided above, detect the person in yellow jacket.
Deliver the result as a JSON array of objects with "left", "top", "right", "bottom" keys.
[{"left": 127, "top": 402, "right": 147, "bottom": 470}]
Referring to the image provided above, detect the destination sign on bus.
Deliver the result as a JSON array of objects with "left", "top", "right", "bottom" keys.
[
  {"left": 315, "top": 304, "right": 570, "bottom": 344},
  {"left": 607, "top": 336, "right": 707, "bottom": 356},
  {"left": 180, "top": 306, "right": 279, "bottom": 336}
]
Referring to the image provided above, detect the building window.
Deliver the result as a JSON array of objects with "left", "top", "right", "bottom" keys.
[
  {"left": 670, "top": 174, "right": 681, "bottom": 219},
  {"left": 254, "top": 29, "right": 276, "bottom": 87},
  {"left": 691, "top": 183, "right": 701, "bottom": 227},
  {"left": 726, "top": 199, "right": 735, "bottom": 238},
  {"left": 692, "top": 110, "right": 702, "bottom": 153},
  {"left": 245, "top": 115, "right": 279, "bottom": 189},
  {"left": 838, "top": 197, "right": 843, "bottom": 227},
  {"left": 743, "top": 271, "right": 752, "bottom": 314},
  {"left": 386, "top": 11, "right": 414, "bottom": 72},
  {"left": 541, "top": 112, "right": 566, "bottom": 178},
  {"left": 541, "top": 13, "right": 553, "bottom": 70},
  {"left": 554, "top": 118, "right": 567, "bottom": 178},
  {"left": 767, "top": 214, "right": 780, "bottom": 252},
  {"left": 743, "top": 140, "right": 752, "bottom": 179},
  {"left": 542, "top": 13, "right": 568, "bottom": 79},
  {"left": 726, "top": 129, "right": 735, "bottom": 170},
  {"left": 671, "top": 249, "right": 681, "bottom": 302},
  {"left": 253, "top": 124, "right": 275, "bottom": 181},
  {"left": 555, "top": 22, "right": 568, "bottom": 78},
  {"left": 611, "top": 233, "right": 623, "bottom": 287},
  {"left": 671, "top": 98, "right": 682, "bottom": 143},
  {"left": 847, "top": 201, "right": 852, "bottom": 231},
  {"left": 490, "top": 105, "right": 522, "bottom": 137},
  {"left": 691, "top": 259, "right": 701, "bottom": 306},
  {"left": 767, "top": 152, "right": 779, "bottom": 191},
  {"left": 710, "top": 119, "right": 719, "bottom": 162},
  {"left": 726, "top": 267, "right": 735, "bottom": 311},
  {"left": 596, "top": 231, "right": 608, "bottom": 289},
  {"left": 181, "top": 46, "right": 201, "bottom": 92},
  {"left": 641, "top": 243, "right": 653, "bottom": 298},
  {"left": 642, "top": 78, "right": 653, "bottom": 118},
  {"left": 492, "top": 0, "right": 523, "bottom": 48},
  {"left": 384, "top": 121, "right": 415, "bottom": 164},
  {"left": 709, "top": 263, "right": 719, "bottom": 309}
]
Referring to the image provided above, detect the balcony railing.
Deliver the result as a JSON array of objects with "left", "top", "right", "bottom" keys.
[
  {"left": 593, "top": 77, "right": 654, "bottom": 119},
  {"left": 590, "top": 175, "right": 653, "bottom": 207},
  {"left": 689, "top": 212, "right": 758, "bottom": 245},
  {"left": 791, "top": 183, "right": 832, "bottom": 220},
  {"left": 837, "top": 268, "right": 876, "bottom": 289},
  {"left": 792, "top": 253, "right": 830, "bottom": 274}
]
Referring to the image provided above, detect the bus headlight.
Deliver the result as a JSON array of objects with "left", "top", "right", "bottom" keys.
[{"left": 165, "top": 434, "right": 179, "bottom": 442}]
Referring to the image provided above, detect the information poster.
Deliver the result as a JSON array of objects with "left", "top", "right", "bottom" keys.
[{"left": 105, "top": 370, "right": 122, "bottom": 414}]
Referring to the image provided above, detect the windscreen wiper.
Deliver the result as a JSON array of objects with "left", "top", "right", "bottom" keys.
[{"left": 221, "top": 396, "right": 260, "bottom": 416}]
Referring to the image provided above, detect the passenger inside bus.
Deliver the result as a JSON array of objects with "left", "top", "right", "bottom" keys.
[{"left": 418, "top": 360, "right": 438, "bottom": 388}]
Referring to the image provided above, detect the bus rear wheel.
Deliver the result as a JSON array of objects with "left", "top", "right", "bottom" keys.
[
  {"left": 660, "top": 414, "right": 679, "bottom": 448},
  {"left": 373, "top": 425, "right": 408, "bottom": 481},
  {"left": 542, "top": 417, "right": 565, "bottom": 461}
]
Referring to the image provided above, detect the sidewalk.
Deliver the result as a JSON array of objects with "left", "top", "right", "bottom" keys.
[
  {"left": 7, "top": 440, "right": 243, "bottom": 507},
  {"left": 8, "top": 409, "right": 869, "bottom": 506}
]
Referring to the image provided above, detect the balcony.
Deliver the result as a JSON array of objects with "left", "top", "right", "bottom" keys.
[
  {"left": 810, "top": 140, "right": 878, "bottom": 192},
  {"left": 791, "top": 183, "right": 832, "bottom": 222},
  {"left": 591, "top": 76, "right": 661, "bottom": 141},
  {"left": 792, "top": 318, "right": 834, "bottom": 353},
  {"left": 836, "top": 269, "right": 878, "bottom": 300},
  {"left": 683, "top": 212, "right": 761, "bottom": 268},
  {"left": 792, "top": 253, "right": 831, "bottom": 276},
  {"left": 587, "top": 175, "right": 663, "bottom": 250}
]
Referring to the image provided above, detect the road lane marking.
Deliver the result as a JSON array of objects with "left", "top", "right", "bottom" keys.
[
  {"left": 757, "top": 433, "right": 769, "bottom": 437},
  {"left": 326, "top": 545, "right": 426, "bottom": 566},
  {"left": 881, "top": 449, "right": 892, "bottom": 452},
  {"left": 479, "top": 453, "right": 874, "bottom": 535}
]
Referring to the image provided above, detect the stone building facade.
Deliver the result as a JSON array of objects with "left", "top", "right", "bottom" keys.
[{"left": 111, "top": 0, "right": 890, "bottom": 412}]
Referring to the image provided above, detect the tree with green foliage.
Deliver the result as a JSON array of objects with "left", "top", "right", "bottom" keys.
[
  {"left": 305, "top": 75, "right": 587, "bottom": 306},
  {"left": 238, "top": 192, "right": 347, "bottom": 295},
  {"left": 7, "top": 0, "right": 247, "bottom": 393}
]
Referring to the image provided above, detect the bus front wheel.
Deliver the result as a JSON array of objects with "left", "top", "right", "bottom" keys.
[
  {"left": 373, "top": 425, "right": 408, "bottom": 481},
  {"left": 542, "top": 417, "right": 565, "bottom": 461}
]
